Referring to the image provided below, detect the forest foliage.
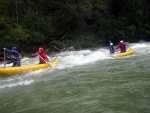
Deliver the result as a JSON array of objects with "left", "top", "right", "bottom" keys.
[{"left": 0, "top": 0, "right": 150, "bottom": 52}]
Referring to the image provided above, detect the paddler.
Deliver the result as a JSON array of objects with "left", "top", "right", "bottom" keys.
[
  {"left": 109, "top": 42, "right": 115, "bottom": 54},
  {"left": 32, "top": 47, "right": 49, "bottom": 64},
  {"left": 116, "top": 40, "right": 126, "bottom": 53},
  {"left": 3, "top": 47, "right": 22, "bottom": 67}
]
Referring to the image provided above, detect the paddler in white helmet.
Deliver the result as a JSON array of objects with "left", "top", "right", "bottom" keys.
[
  {"left": 109, "top": 42, "right": 115, "bottom": 54},
  {"left": 116, "top": 40, "right": 126, "bottom": 53}
]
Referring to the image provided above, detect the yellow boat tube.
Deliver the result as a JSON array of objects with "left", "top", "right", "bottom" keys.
[
  {"left": 0, "top": 58, "right": 58, "bottom": 75},
  {"left": 113, "top": 48, "right": 134, "bottom": 57}
]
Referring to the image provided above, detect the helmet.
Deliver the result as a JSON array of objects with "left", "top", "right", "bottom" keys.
[
  {"left": 110, "top": 43, "right": 113, "bottom": 46},
  {"left": 39, "top": 47, "right": 44, "bottom": 52},
  {"left": 12, "top": 47, "right": 17, "bottom": 50},
  {"left": 120, "top": 40, "right": 124, "bottom": 43}
]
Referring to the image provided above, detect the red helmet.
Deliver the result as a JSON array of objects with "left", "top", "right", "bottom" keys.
[{"left": 39, "top": 47, "right": 44, "bottom": 52}]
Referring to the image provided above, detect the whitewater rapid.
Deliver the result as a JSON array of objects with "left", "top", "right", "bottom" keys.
[{"left": 0, "top": 42, "right": 150, "bottom": 89}]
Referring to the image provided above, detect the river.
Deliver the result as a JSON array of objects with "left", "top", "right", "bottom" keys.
[{"left": 0, "top": 42, "right": 150, "bottom": 113}]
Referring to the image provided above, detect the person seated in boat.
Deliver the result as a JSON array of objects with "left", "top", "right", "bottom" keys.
[
  {"left": 109, "top": 43, "right": 115, "bottom": 54},
  {"left": 32, "top": 47, "right": 49, "bottom": 64},
  {"left": 3, "top": 47, "right": 22, "bottom": 67},
  {"left": 116, "top": 40, "right": 126, "bottom": 53}
]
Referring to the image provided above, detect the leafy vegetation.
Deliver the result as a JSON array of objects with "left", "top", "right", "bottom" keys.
[{"left": 0, "top": 0, "right": 149, "bottom": 53}]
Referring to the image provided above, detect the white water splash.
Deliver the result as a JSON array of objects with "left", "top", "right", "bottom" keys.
[
  {"left": 130, "top": 42, "right": 150, "bottom": 48},
  {"left": 0, "top": 42, "right": 150, "bottom": 89},
  {"left": 129, "top": 42, "right": 150, "bottom": 55},
  {"left": 56, "top": 49, "right": 112, "bottom": 68},
  {"left": 0, "top": 79, "right": 34, "bottom": 89}
]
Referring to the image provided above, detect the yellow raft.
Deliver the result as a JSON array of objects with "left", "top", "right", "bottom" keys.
[
  {"left": 0, "top": 58, "right": 58, "bottom": 75},
  {"left": 113, "top": 48, "right": 135, "bottom": 57}
]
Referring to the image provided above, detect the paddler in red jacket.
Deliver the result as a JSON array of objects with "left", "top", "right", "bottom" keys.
[
  {"left": 33, "top": 47, "right": 49, "bottom": 64},
  {"left": 116, "top": 40, "right": 126, "bottom": 53}
]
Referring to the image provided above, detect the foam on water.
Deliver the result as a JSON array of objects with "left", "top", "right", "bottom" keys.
[
  {"left": 130, "top": 42, "right": 150, "bottom": 48},
  {"left": 0, "top": 42, "right": 150, "bottom": 89},
  {"left": 57, "top": 49, "right": 111, "bottom": 66},
  {"left": 0, "top": 80, "right": 34, "bottom": 89},
  {"left": 129, "top": 42, "right": 150, "bottom": 55}
]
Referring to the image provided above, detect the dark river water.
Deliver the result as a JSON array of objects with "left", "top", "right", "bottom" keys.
[{"left": 0, "top": 42, "right": 150, "bottom": 113}]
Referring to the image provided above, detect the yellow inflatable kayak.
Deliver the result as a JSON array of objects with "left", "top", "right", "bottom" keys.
[
  {"left": 113, "top": 48, "right": 134, "bottom": 57},
  {"left": 0, "top": 58, "right": 58, "bottom": 75}
]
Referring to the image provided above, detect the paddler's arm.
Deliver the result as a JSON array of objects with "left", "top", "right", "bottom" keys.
[{"left": 115, "top": 45, "right": 120, "bottom": 50}]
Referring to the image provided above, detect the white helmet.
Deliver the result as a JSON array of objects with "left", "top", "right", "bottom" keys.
[
  {"left": 120, "top": 40, "right": 123, "bottom": 43},
  {"left": 110, "top": 43, "right": 113, "bottom": 45}
]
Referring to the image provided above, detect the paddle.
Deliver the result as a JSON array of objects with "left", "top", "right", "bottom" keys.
[
  {"left": 3, "top": 48, "right": 6, "bottom": 68},
  {"left": 36, "top": 53, "right": 52, "bottom": 68}
]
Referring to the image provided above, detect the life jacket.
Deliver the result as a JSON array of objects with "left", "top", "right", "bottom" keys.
[
  {"left": 37, "top": 48, "right": 49, "bottom": 63},
  {"left": 120, "top": 42, "right": 126, "bottom": 52},
  {"left": 11, "top": 51, "right": 22, "bottom": 60}
]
